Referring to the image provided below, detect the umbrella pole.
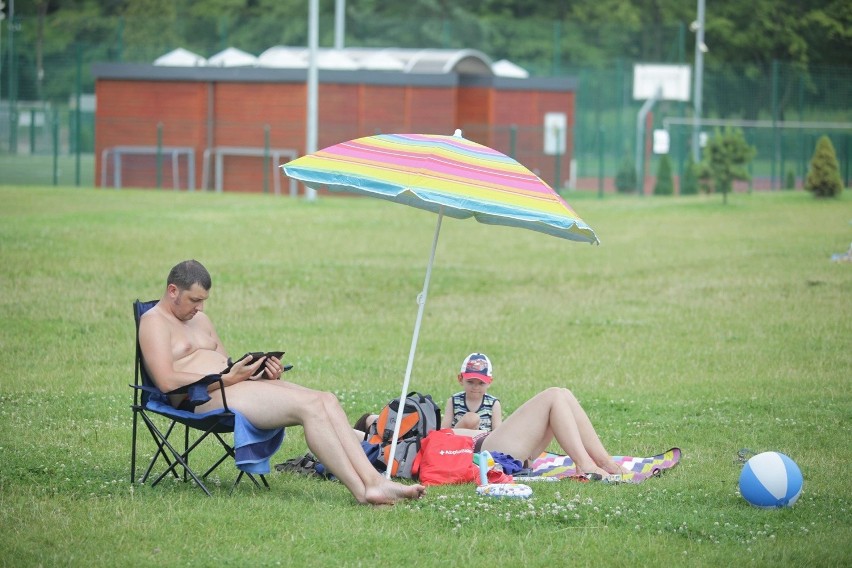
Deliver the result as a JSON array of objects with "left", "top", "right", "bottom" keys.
[{"left": 384, "top": 207, "right": 444, "bottom": 478}]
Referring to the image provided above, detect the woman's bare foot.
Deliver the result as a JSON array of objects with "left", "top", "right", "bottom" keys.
[
  {"left": 583, "top": 465, "right": 610, "bottom": 477},
  {"left": 362, "top": 479, "right": 426, "bottom": 506},
  {"left": 601, "top": 461, "right": 630, "bottom": 475}
]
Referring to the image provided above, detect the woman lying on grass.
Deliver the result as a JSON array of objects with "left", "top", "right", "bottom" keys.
[{"left": 356, "top": 362, "right": 628, "bottom": 478}]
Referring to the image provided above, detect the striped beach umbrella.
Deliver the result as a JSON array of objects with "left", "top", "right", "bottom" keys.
[
  {"left": 282, "top": 130, "right": 598, "bottom": 476},
  {"left": 283, "top": 130, "right": 598, "bottom": 244}
]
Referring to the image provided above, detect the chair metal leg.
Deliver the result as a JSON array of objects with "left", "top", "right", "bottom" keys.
[
  {"left": 138, "top": 412, "right": 213, "bottom": 496},
  {"left": 132, "top": 407, "right": 271, "bottom": 495},
  {"left": 140, "top": 417, "right": 181, "bottom": 484},
  {"left": 230, "top": 471, "right": 271, "bottom": 493},
  {"left": 183, "top": 424, "right": 190, "bottom": 483},
  {"left": 131, "top": 407, "right": 139, "bottom": 484}
]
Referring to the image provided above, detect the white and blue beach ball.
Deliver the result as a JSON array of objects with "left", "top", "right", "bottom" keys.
[{"left": 738, "top": 452, "right": 803, "bottom": 508}]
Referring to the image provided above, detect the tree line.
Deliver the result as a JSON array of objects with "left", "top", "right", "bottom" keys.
[{"left": 6, "top": 0, "right": 852, "bottom": 103}]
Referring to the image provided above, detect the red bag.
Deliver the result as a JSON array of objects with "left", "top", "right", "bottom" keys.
[{"left": 412, "top": 429, "right": 479, "bottom": 486}]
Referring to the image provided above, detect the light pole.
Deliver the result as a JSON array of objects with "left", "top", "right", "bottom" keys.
[
  {"left": 691, "top": 0, "right": 706, "bottom": 163},
  {"left": 334, "top": 0, "right": 345, "bottom": 50},
  {"left": 0, "top": 3, "right": 5, "bottom": 100},
  {"left": 5, "top": 0, "right": 15, "bottom": 154},
  {"left": 305, "top": 0, "right": 318, "bottom": 201}
]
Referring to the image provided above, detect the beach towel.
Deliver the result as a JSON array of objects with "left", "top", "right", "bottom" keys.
[
  {"left": 522, "top": 447, "right": 681, "bottom": 484},
  {"left": 146, "top": 396, "right": 285, "bottom": 475}
]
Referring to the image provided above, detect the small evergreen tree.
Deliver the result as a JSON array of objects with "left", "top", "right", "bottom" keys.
[
  {"left": 805, "top": 136, "right": 843, "bottom": 198},
  {"left": 784, "top": 168, "right": 796, "bottom": 190},
  {"left": 699, "top": 127, "right": 757, "bottom": 204},
  {"left": 654, "top": 155, "right": 674, "bottom": 195},
  {"left": 615, "top": 156, "right": 637, "bottom": 194},
  {"left": 681, "top": 155, "right": 699, "bottom": 195}
]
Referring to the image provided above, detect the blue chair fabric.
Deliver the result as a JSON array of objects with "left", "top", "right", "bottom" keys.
[{"left": 130, "top": 299, "right": 277, "bottom": 495}]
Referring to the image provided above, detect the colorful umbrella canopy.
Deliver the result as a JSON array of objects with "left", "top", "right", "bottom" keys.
[
  {"left": 282, "top": 131, "right": 598, "bottom": 477},
  {"left": 283, "top": 131, "right": 599, "bottom": 244}
]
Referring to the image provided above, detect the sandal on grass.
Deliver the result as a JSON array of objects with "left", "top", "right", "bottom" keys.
[{"left": 275, "top": 453, "right": 322, "bottom": 477}]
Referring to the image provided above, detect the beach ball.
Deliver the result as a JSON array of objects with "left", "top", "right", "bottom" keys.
[{"left": 738, "top": 452, "right": 803, "bottom": 508}]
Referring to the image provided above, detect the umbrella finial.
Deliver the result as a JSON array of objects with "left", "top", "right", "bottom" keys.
[{"left": 453, "top": 129, "right": 463, "bottom": 138}]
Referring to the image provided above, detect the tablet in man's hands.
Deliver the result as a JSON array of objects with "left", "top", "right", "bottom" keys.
[{"left": 221, "top": 351, "right": 288, "bottom": 376}]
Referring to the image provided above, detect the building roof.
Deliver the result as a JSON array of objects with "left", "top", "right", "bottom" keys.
[
  {"left": 155, "top": 46, "right": 510, "bottom": 76},
  {"left": 94, "top": 46, "right": 570, "bottom": 91}
]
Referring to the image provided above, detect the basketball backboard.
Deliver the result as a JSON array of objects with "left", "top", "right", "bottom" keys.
[{"left": 633, "top": 64, "right": 691, "bottom": 102}]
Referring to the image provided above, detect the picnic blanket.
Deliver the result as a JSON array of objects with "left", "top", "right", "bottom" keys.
[{"left": 522, "top": 447, "right": 681, "bottom": 484}]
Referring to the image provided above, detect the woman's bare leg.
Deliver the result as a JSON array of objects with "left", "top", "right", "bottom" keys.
[
  {"left": 198, "top": 382, "right": 426, "bottom": 504},
  {"left": 482, "top": 387, "right": 619, "bottom": 476},
  {"left": 554, "top": 388, "right": 628, "bottom": 474}
]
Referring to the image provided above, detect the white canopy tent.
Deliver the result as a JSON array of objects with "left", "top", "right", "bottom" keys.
[{"left": 154, "top": 48, "right": 207, "bottom": 67}]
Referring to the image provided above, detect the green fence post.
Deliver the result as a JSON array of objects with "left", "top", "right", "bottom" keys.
[
  {"left": 780, "top": 129, "right": 787, "bottom": 189},
  {"left": 798, "top": 74, "right": 805, "bottom": 187},
  {"left": 616, "top": 59, "right": 625, "bottom": 158},
  {"left": 75, "top": 43, "right": 82, "bottom": 187},
  {"left": 52, "top": 109, "right": 60, "bottom": 186},
  {"left": 598, "top": 127, "right": 605, "bottom": 199},
  {"left": 7, "top": 11, "right": 18, "bottom": 155},
  {"left": 263, "top": 124, "right": 270, "bottom": 194},
  {"left": 554, "top": 127, "right": 562, "bottom": 193},
  {"left": 551, "top": 21, "right": 561, "bottom": 76},
  {"left": 116, "top": 17, "right": 124, "bottom": 61},
  {"left": 218, "top": 16, "right": 229, "bottom": 51},
  {"left": 770, "top": 59, "right": 779, "bottom": 190},
  {"left": 29, "top": 109, "right": 36, "bottom": 154},
  {"left": 156, "top": 122, "right": 163, "bottom": 189},
  {"left": 746, "top": 130, "right": 753, "bottom": 194}
]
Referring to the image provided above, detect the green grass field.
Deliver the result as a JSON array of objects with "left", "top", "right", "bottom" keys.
[{"left": 0, "top": 185, "right": 850, "bottom": 566}]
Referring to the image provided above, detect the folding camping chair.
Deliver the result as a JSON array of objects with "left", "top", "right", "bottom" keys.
[{"left": 130, "top": 299, "right": 270, "bottom": 495}]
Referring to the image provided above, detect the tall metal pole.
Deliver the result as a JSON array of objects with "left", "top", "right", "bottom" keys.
[
  {"left": 0, "top": 3, "right": 5, "bottom": 106},
  {"left": 691, "top": 0, "right": 705, "bottom": 163},
  {"left": 636, "top": 88, "right": 660, "bottom": 196},
  {"left": 7, "top": 0, "right": 16, "bottom": 154},
  {"left": 305, "top": 0, "right": 318, "bottom": 201},
  {"left": 334, "top": 0, "right": 345, "bottom": 50}
]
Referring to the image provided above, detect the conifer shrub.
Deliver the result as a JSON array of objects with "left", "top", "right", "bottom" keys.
[
  {"left": 615, "top": 156, "right": 637, "bottom": 194},
  {"left": 699, "top": 127, "right": 757, "bottom": 204},
  {"left": 654, "top": 155, "right": 674, "bottom": 195},
  {"left": 681, "top": 155, "right": 699, "bottom": 195},
  {"left": 805, "top": 136, "right": 843, "bottom": 198},
  {"left": 784, "top": 168, "right": 796, "bottom": 190}
]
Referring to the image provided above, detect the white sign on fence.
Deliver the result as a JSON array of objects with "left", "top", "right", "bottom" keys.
[
  {"left": 544, "top": 112, "right": 567, "bottom": 156},
  {"left": 653, "top": 129, "right": 670, "bottom": 154}
]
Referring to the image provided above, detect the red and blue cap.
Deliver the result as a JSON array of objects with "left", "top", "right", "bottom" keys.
[{"left": 459, "top": 352, "right": 493, "bottom": 384}]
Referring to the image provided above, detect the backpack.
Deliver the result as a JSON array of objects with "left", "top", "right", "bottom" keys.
[
  {"left": 367, "top": 392, "right": 441, "bottom": 478},
  {"left": 411, "top": 429, "right": 479, "bottom": 486}
]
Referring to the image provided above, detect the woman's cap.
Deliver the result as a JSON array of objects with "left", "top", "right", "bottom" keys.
[{"left": 459, "top": 352, "right": 493, "bottom": 384}]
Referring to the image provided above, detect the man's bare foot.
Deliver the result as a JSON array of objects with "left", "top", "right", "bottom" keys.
[{"left": 363, "top": 479, "right": 426, "bottom": 506}]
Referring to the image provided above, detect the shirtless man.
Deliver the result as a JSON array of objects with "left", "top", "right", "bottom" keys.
[{"left": 138, "top": 259, "right": 426, "bottom": 505}]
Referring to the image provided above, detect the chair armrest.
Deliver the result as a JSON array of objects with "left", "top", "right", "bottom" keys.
[
  {"left": 165, "top": 374, "right": 223, "bottom": 395},
  {"left": 131, "top": 374, "right": 231, "bottom": 413},
  {"left": 170, "top": 374, "right": 230, "bottom": 412}
]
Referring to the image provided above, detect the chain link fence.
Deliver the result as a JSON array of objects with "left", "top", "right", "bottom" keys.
[{"left": 1, "top": 14, "right": 849, "bottom": 191}]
